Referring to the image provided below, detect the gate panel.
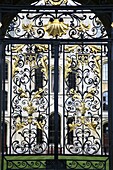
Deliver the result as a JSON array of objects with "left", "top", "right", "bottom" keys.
[
  {"left": 1, "top": 0, "right": 110, "bottom": 169},
  {"left": 3, "top": 42, "right": 109, "bottom": 170},
  {"left": 5, "top": 43, "right": 51, "bottom": 154},
  {"left": 63, "top": 44, "right": 104, "bottom": 155}
]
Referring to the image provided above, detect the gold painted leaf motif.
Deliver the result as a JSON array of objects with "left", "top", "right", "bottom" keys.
[{"left": 23, "top": 102, "right": 36, "bottom": 115}]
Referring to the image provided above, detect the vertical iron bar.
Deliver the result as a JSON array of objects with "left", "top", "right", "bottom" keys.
[
  {"left": 48, "top": 44, "right": 50, "bottom": 154},
  {"left": 54, "top": 42, "right": 59, "bottom": 167},
  {"left": 101, "top": 44, "right": 103, "bottom": 155},
  {"left": 0, "top": 11, "right": 3, "bottom": 170},
  {"left": 2, "top": 42, "right": 5, "bottom": 170},
  {"left": 108, "top": 11, "right": 113, "bottom": 170},
  {"left": 10, "top": 44, "right": 13, "bottom": 154},
  {"left": 63, "top": 44, "right": 65, "bottom": 155}
]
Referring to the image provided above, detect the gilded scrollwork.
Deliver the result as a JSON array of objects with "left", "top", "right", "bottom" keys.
[
  {"left": 93, "top": 55, "right": 101, "bottom": 77},
  {"left": 23, "top": 102, "right": 37, "bottom": 115},
  {"left": 76, "top": 22, "right": 90, "bottom": 32},
  {"left": 40, "top": 56, "right": 48, "bottom": 79},
  {"left": 12, "top": 56, "right": 19, "bottom": 77},
  {"left": 25, "top": 54, "right": 37, "bottom": 66},
  {"left": 77, "top": 102, "right": 89, "bottom": 115},
  {"left": 68, "top": 117, "right": 97, "bottom": 133},
  {"left": 77, "top": 54, "right": 89, "bottom": 66},
  {"left": 22, "top": 23, "right": 35, "bottom": 34},
  {"left": 6, "top": 6, "right": 107, "bottom": 39},
  {"left": 32, "top": 88, "right": 44, "bottom": 100},
  {"left": 11, "top": 44, "right": 49, "bottom": 154},
  {"left": 18, "top": 88, "right": 28, "bottom": 98},
  {"left": 34, "top": 120, "right": 45, "bottom": 130},
  {"left": 12, "top": 44, "right": 25, "bottom": 53},
  {"left": 65, "top": 44, "right": 103, "bottom": 154},
  {"left": 35, "top": 44, "right": 48, "bottom": 52},
  {"left": 65, "top": 56, "right": 72, "bottom": 79}
]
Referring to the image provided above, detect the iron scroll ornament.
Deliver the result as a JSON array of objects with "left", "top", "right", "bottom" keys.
[
  {"left": 6, "top": 9, "right": 107, "bottom": 39},
  {"left": 64, "top": 44, "right": 107, "bottom": 155},
  {"left": 11, "top": 44, "right": 49, "bottom": 154}
]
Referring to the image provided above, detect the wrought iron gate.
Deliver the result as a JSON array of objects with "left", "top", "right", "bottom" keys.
[{"left": 0, "top": 0, "right": 112, "bottom": 169}]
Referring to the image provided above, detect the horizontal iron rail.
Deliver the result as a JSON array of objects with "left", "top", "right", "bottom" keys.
[
  {"left": 0, "top": 5, "right": 113, "bottom": 12},
  {"left": 4, "top": 154, "right": 109, "bottom": 157},
  {"left": 0, "top": 38, "right": 111, "bottom": 44}
]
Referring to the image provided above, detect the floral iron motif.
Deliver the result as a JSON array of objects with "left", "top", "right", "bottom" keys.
[
  {"left": 22, "top": 23, "right": 35, "bottom": 35},
  {"left": 40, "top": 56, "right": 48, "bottom": 79},
  {"left": 65, "top": 56, "right": 72, "bottom": 79},
  {"left": 15, "top": 88, "right": 44, "bottom": 131},
  {"left": 12, "top": 56, "right": 19, "bottom": 77},
  {"left": 69, "top": 116, "right": 97, "bottom": 133}
]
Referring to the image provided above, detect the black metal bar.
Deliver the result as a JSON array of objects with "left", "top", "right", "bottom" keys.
[
  {"left": 2, "top": 43, "right": 6, "bottom": 170},
  {"left": 63, "top": 44, "right": 65, "bottom": 155},
  {"left": 108, "top": 11, "right": 113, "bottom": 170},
  {"left": 0, "top": 5, "right": 113, "bottom": 12},
  {"left": 54, "top": 42, "right": 59, "bottom": 166},
  {"left": 47, "top": 44, "right": 50, "bottom": 154},
  {"left": 0, "top": 12, "right": 3, "bottom": 170},
  {"left": 1, "top": 38, "right": 112, "bottom": 44},
  {"left": 9, "top": 44, "right": 13, "bottom": 154},
  {"left": 101, "top": 44, "right": 103, "bottom": 155}
]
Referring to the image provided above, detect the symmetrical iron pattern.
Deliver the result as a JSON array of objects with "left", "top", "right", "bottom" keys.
[
  {"left": 64, "top": 44, "right": 107, "bottom": 155},
  {"left": 1, "top": 0, "right": 110, "bottom": 169},
  {"left": 8, "top": 44, "right": 49, "bottom": 154},
  {"left": 5, "top": 1, "right": 107, "bottom": 40},
  {"left": 5, "top": 42, "right": 108, "bottom": 155},
  {"left": 4, "top": 156, "right": 108, "bottom": 170}
]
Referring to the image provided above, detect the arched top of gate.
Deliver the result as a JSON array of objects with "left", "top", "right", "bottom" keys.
[{"left": 5, "top": 0, "right": 108, "bottom": 40}]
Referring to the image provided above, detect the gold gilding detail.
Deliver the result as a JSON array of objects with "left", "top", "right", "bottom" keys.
[
  {"left": 28, "top": 116, "right": 33, "bottom": 124},
  {"left": 45, "top": 0, "right": 68, "bottom": 6},
  {"left": 23, "top": 102, "right": 36, "bottom": 115},
  {"left": 86, "top": 121, "right": 97, "bottom": 132},
  {"left": 68, "top": 122, "right": 80, "bottom": 132},
  {"left": 12, "top": 44, "right": 25, "bottom": 53},
  {"left": 68, "top": 117, "right": 97, "bottom": 132},
  {"left": 85, "top": 88, "right": 96, "bottom": 99},
  {"left": 12, "top": 56, "right": 19, "bottom": 77},
  {"left": 16, "top": 116, "right": 26, "bottom": 131},
  {"left": 77, "top": 54, "right": 89, "bottom": 66},
  {"left": 22, "top": 23, "right": 35, "bottom": 33},
  {"left": 34, "top": 120, "right": 45, "bottom": 130},
  {"left": 40, "top": 56, "right": 48, "bottom": 79},
  {"left": 44, "top": 19, "right": 69, "bottom": 37},
  {"left": 18, "top": 88, "right": 28, "bottom": 98},
  {"left": 65, "top": 56, "right": 72, "bottom": 79},
  {"left": 93, "top": 55, "right": 101, "bottom": 77},
  {"left": 65, "top": 45, "right": 78, "bottom": 52},
  {"left": 25, "top": 54, "right": 37, "bottom": 66},
  {"left": 16, "top": 122, "right": 25, "bottom": 131},
  {"left": 65, "top": 45, "right": 101, "bottom": 53},
  {"left": 111, "top": 22, "right": 113, "bottom": 28},
  {"left": 35, "top": 44, "right": 48, "bottom": 52},
  {"left": 77, "top": 102, "right": 89, "bottom": 115},
  {"left": 89, "top": 45, "right": 101, "bottom": 53},
  {"left": 77, "top": 22, "right": 90, "bottom": 32},
  {"left": 69, "top": 89, "right": 81, "bottom": 99},
  {"left": 32, "top": 88, "right": 44, "bottom": 100}
]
